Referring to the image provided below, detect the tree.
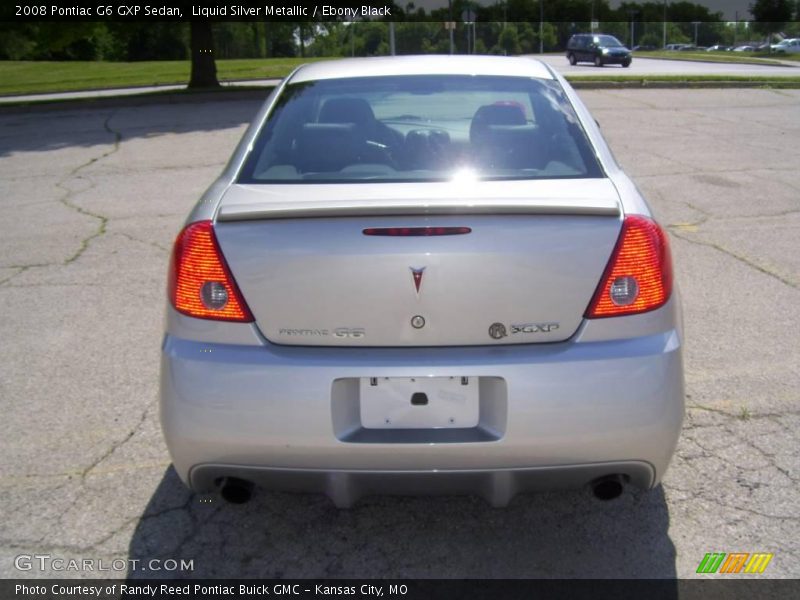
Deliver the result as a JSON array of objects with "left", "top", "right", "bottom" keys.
[
  {"left": 750, "top": 0, "right": 794, "bottom": 37},
  {"left": 189, "top": 22, "right": 219, "bottom": 89},
  {"left": 496, "top": 24, "right": 522, "bottom": 55}
]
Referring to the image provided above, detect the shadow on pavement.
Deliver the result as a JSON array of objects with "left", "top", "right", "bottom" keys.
[
  {"left": 127, "top": 466, "right": 677, "bottom": 582},
  {"left": 0, "top": 98, "right": 265, "bottom": 158}
]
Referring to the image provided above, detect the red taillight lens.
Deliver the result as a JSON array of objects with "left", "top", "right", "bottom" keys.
[
  {"left": 168, "top": 220, "right": 254, "bottom": 322},
  {"left": 585, "top": 215, "right": 673, "bottom": 318}
]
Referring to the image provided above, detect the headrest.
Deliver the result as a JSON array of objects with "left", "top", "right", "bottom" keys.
[
  {"left": 319, "top": 97, "right": 376, "bottom": 127},
  {"left": 470, "top": 103, "right": 527, "bottom": 143},
  {"left": 296, "top": 123, "right": 361, "bottom": 172}
]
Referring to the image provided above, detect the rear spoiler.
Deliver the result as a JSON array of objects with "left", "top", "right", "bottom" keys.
[{"left": 217, "top": 180, "right": 622, "bottom": 221}]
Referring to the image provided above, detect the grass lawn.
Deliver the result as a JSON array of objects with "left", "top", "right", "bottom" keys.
[
  {"left": 2, "top": 55, "right": 799, "bottom": 97},
  {"left": 0, "top": 58, "right": 333, "bottom": 96},
  {"left": 634, "top": 50, "right": 800, "bottom": 66}
]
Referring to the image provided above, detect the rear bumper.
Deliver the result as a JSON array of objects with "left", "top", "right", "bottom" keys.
[
  {"left": 602, "top": 55, "right": 631, "bottom": 64},
  {"left": 192, "top": 462, "right": 654, "bottom": 508},
  {"left": 160, "top": 300, "right": 684, "bottom": 505}
]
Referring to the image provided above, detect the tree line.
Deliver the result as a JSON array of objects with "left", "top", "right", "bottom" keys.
[{"left": 1, "top": 1, "right": 798, "bottom": 63}]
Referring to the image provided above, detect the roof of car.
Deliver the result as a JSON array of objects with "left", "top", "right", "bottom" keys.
[{"left": 288, "top": 55, "right": 555, "bottom": 83}]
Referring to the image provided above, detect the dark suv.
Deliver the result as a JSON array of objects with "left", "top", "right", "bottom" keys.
[{"left": 566, "top": 34, "right": 632, "bottom": 67}]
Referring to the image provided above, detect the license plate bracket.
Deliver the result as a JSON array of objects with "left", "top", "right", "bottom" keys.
[{"left": 359, "top": 376, "right": 479, "bottom": 429}]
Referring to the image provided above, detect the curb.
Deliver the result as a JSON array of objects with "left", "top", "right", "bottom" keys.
[{"left": 569, "top": 79, "right": 800, "bottom": 89}]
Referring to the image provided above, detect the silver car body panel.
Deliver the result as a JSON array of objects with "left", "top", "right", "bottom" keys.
[
  {"left": 161, "top": 56, "right": 684, "bottom": 505},
  {"left": 161, "top": 297, "right": 683, "bottom": 506},
  {"left": 214, "top": 211, "right": 620, "bottom": 346}
]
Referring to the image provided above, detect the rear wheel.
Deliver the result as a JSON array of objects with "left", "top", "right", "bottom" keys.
[
  {"left": 568, "top": 53, "right": 577, "bottom": 65},
  {"left": 622, "top": 59, "right": 631, "bottom": 68},
  {"left": 594, "top": 56, "right": 604, "bottom": 67}
]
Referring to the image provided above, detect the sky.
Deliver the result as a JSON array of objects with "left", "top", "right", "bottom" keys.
[{"left": 413, "top": 1, "right": 757, "bottom": 22}]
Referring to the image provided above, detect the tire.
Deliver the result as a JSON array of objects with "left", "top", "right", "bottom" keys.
[
  {"left": 594, "top": 56, "right": 603, "bottom": 67},
  {"left": 622, "top": 59, "right": 631, "bottom": 68},
  {"left": 568, "top": 53, "right": 577, "bottom": 66}
]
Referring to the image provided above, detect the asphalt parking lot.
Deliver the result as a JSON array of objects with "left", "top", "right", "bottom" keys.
[{"left": 0, "top": 88, "right": 798, "bottom": 579}]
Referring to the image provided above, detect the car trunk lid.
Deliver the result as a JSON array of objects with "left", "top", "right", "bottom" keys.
[{"left": 214, "top": 179, "right": 622, "bottom": 346}]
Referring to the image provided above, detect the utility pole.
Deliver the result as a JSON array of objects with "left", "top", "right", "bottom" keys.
[
  {"left": 692, "top": 21, "right": 700, "bottom": 47},
  {"left": 389, "top": 22, "right": 396, "bottom": 55},
  {"left": 448, "top": 0, "right": 454, "bottom": 54},
  {"left": 462, "top": 2, "right": 475, "bottom": 54},
  {"left": 539, "top": 0, "right": 544, "bottom": 54},
  {"left": 627, "top": 10, "right": 637, "bottom": 48},
  {"left": 662, "top": 1, "right": 667, "bottom": 49}
]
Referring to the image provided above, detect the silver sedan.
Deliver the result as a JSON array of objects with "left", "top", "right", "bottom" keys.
[{"left": 160, "top": 55, "right": 684, "bottom": 507}]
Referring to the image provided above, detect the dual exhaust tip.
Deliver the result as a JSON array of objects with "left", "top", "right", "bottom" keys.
[
  {"left": 590, "top": 474, "right": 626, "bottom": 501},
  {"left": 218, "top": 477, "right": 254, "bottom": 504},
  {"left": 216, "top": 474, "right": 626, "bottom": 504}
]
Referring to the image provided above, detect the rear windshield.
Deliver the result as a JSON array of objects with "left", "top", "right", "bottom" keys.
[{"left": 238, "top": 75, "right": 603, "bottom": 184}]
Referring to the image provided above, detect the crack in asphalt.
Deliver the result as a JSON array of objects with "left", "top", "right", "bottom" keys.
[
  {"left": 670, "top": 229, "right": 798, "bottom": 289},
  {"left": 0, "top": 113, "right": 121, "bottom": 286},
  {"left": 19, "top": 402, "right": 157, "bottom": 550},
  {"left": 58, "top": 113, "right": 120, "bottom": 265},
  {"left": 664, "top": 192, "right": 798, "bottom": 292},
  {"left": 81, "top": 402, "right": 154, "bottom": 482},
  {"left": 169, "top": 500, "right": 223, "bottom": 557},
  {"left": 674, "top": 405, "right": 799, "bottom": 523},
  {"left": 7, "top": 494, "right": 196, "bottom": 555},
  {"left": 0, "top": 109, "right": 184, "bottom": 570},
  {"left": 0, "top": 267, "right": 25, "bottom": 285},
  {"left": 115, "top": 231, "right": 169, "bottom": 254}
]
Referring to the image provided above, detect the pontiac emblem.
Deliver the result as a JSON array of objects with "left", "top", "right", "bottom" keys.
[{"left": 410, "top": 266, "right": 425, "bottom": 296}]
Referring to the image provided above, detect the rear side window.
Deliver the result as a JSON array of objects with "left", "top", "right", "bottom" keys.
[
  {"left": 573, "top": 36, "right": 588, "bottom": 49},
  {"left": 594, "top": 35, "right": 625, "bottom": 47},
  {"left": 238, "top": 75, "right": 603, "bottom": 184}
]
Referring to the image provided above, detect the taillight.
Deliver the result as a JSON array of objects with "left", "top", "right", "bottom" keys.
[
  {"left": 585, "top": 215, "right": 673, "bottom": 318},
  {"left": 168, "top": 220, "right": 253, "bottom": 322}
]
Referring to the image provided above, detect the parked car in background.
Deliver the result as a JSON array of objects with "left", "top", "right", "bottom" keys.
[
  {"left": 771, "top": 38, "right": 800, "bottom": 53},
  {"left": 632, "top": 44, "right": 657, "bottom": 51},
  {"left": 733, "top": 45, "right": 755, "bottom": 52},
  {"left": 566, "top": 33, "right": 632, "bottom": 67},
  {"left": 665, "top": 43, "right": 691, "bottom": 51},
  {"left": 160, "top": 55, "right": 683, "bottom": 507},
  {"left": 705, "top": 45, "right": 731, "bottom": 52}
]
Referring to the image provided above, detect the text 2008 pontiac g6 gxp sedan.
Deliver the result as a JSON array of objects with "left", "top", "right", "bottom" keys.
[{"left": 160, "top": 56, "right": 684, "bottom": 506}]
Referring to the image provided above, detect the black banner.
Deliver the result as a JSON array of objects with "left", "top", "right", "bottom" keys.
[
  {"left": 1, "top": 0, "right": 770, "bottom": 23},
  {"left": 3, "top": 579, "right": 799, "bottom": 600},
  {"left": 4, "top": 1, "right": 391, "bottom": 23}
]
